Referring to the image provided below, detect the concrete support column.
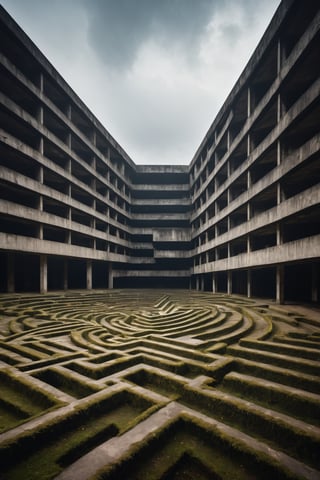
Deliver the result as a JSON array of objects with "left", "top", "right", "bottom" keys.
[
  {"left": 277, "top": 94, "right": 283, "bottom": 122},
  {"left": 276, "top": 139, "right": 282, "bottom": 166},
  {"left": 276, "top": 222, "right": 283, "bottom": 246},
  {"left": 247, "top": 202, "right": 252, "bottom": 222},
  {"left": 66, "top": 158, "right": 72, "bottom": 175},
  {"left": 247, "top": 169, "right": 252, "bottom": 189},
  {"left": 277, "top": 38, "right": 283, "bottom": 74},
  {"left": 38, "top": 165, "right": 44, "bottom": 183},
  {"left": 212, "top": 273, "right": 216, "bottom": 293},
  {"left": 38, "top": 103, "right": 44, "bottom": 125},
  {"left": 196, "top": 276, "right": 200, "bottom": 291},
  {"left": 277, "top": 183, "right": 283, "bottom": 206},
  {"left": 38, "top": 133, "right": 44, "bottom": 157},
  {"left": 63, "top": 260, "right": 68, "bottom": 290},
  {"left": 66, "top": 231, "right": 72, "bottom": 244},
  {"left": 67, "top": 104, "right": 72, "bottom": 121},
  {"left": 91, "top": 131, "right": 96, "bottom": 147},
  {"left": 227, "top": 271, "right": 232, "bottom": 295},
  {"left": 7, "top": 254, "right": 15, "bottom": 293},
  {"left": 276, "top": 265, "right": 284, "bottom": 304},
  {"left": 247, "top": 234, "right": 251, "bottom": 254},
  {"left": 247, "top": 87, "right": 251, "bottom": 117},
  {"left": 247, "top": 134, "right": 251, "bottom": 157},
  {"left": 91, "top": 177, "right": 97, "bottom": 194},
  {"left": 247, "top": 269, "right": 252, "bottom": 298},
  {"left": 86, "top": 259, "right": 92, "bottom": 290},
  {"left": 108, "top": 264, "right": 113, "bottom": 289},
  {"left": 200, "top": 276, "right": 204, "bottom": 292},
  {"left": 39, "top": 72, "right": 44, "bottom": 92},
  {"left": 40, "top": 254, "right": 47, "bottom": 294},
  {"left": 311, "top": 264, "right": 319, "bottom": 303}
]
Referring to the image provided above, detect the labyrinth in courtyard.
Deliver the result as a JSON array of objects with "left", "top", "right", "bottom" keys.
[{"left": 0, "top": 290, "right": 319, "bottom": 480}]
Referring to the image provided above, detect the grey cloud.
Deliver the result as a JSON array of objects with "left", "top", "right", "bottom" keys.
[{"left": 81, "top": 0, "right": 216, "bottom": 70}]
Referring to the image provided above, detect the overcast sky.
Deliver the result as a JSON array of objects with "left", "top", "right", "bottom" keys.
[{"left": 2, "top": 0, "right": 280, "bottom": 165}]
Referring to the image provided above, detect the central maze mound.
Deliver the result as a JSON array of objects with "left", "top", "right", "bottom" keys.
[{"left": 0, "top": 289, "right": 319, "bottom": 480}]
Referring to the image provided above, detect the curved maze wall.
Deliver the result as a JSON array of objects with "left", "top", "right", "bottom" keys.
[{"left": 0, "top": 290, "right": 319, "bottom": 480}]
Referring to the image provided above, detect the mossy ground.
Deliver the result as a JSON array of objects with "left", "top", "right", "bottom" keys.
[{"left": 0, "top": 290, "right": 319, "bottom": 479}]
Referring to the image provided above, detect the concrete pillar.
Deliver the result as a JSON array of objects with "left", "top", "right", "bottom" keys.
[
  {"left": 247, "top": 269, "right": 252, "bottom": 298},
  {"left": 277, "top": 39, "right": 283, "bottom": 75},
  {"left": 276, "top": 222, "right": 283, "bottom": 246},
  {"left": 66, "top": 158, "right": 72, "bottom": 174},
  {"left": 247, "top": 202, "right": 252, "bottom": 221},
  {"left": 40, "top": 254, "right": 47, "bottom": 294},
  {"left": 247, "top": 234, "right": 251, "bottom": 254},
  {"left": 247, "top": 134, "right": 251, "bottom": 156},
  {"left": 37, "top": 106, "right": 44, "bottom": 126},
  {"left": 67, "top": 104, "right": 72, "bottom": 121},
  {"left": 66, "top": 227, "right": 72, "bottom": 244},
  {"left": 7, "top": 254, "right": 15, "bottom": 293},
  {"left": 212, "top": 273, "right": 216, "bottom": 293},
  {"left": 227, "top": 271, "right": 232, "bottom": 295},
  {"left": 86, "top": 259, "right": 92, "bottom": 290},
  {"left": 277, "top": 183, "right": 282, "bottom": 206},
  {"left": 247, "top": 87, "right": 251, "bottom": 117},
  {"left": 276, "top": 139, "right": 282, "bottom": 166},
  {"left": 38, "top": 165, "right": 44, "bottom": 183},
  {"left": 277, "top": 94, "right": 282, "bottom": 122},
  {"left": 196, "top": 276, "right": 200, "bottom": 291},
  {"left": 39, "top": 72, "right": 44, "bottom": 92},
  {"left": 276, "top": 265, "right": 284, "bottom": 304},
  {"left": 200, "top": 276, "right": 204, "bottom": 292},
  {"left": 108, "top": 263, "right": 113, "bottom": 289},
  {"left": 311, "top": 264, "right": 319, "bottom": 303},
  {"left": 63, "top": 259, "right": 68, "bottom": 290}
]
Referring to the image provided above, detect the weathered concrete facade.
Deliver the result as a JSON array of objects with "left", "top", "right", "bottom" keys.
[{"left": 0, "top": 0, "right": 319, "bottom": 302}]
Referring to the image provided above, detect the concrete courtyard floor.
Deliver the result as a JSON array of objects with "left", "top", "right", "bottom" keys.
[{"left": 0, "top": 289, "right": 319, "bottom": 480}]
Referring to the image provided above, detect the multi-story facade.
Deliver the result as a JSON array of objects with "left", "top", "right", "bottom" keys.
[{"left": 0, "top": 0, "right": 319, "bottom": 303}]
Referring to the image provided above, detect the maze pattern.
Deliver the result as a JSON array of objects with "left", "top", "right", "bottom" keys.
[{"left": 0, "top": 289, "right": 320, "bottom": 480}]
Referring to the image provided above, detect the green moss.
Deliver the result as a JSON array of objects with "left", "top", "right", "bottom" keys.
[
  {"left": 33, "top": 368, "right": 101, "bottom": 399},
  {"left": 1, "top": 290, "right": 320, "bottom": 479},
  {"left": 125, "top": 368, "right": 186, "bottom": 399},
  {"left": 1, "top": 389, "right": 158, "bottom": 479},
  {"left": 94, "top": 415, "right": 296, "bottom": 480}
]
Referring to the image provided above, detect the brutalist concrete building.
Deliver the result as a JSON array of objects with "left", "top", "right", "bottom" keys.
[{"left": 0, "top": 0, "right": 319, "bottom": 303}]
